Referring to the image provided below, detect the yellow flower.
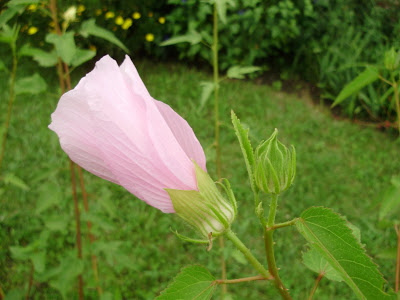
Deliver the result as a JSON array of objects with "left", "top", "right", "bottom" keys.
[
  {"left": 115, "top": 16, "right": 124, "bottom": 25},
  {"left": 95, "top": 9, "right": 102, "bottom": 16},
  {"left": 148, "top": 12, "right": 154, "bottom": 17},
  {"left": 27, "top": 4, "right": 37, "bottom": 11},
  {"left": 132, "top": 12, "right": 141, "bottom": 19},
  {"left": 105, "top": 11, "right": 115, "bottom": 19},
  {"left": 89, "top": 45, "right": 97, "bottom": 52},
  {"left": 122, "top": 18, "right": 133, "bottom": 30},
  {"left": 77, "top": 4, "right": 85, "bottom": 13},
  {"left": 145, "top": 33, "right": 154, "bottom": 42},
  {"left": 158, "top": 17, "right": 165, "bottom": 24},
  {"left": 27, "top": 26, "right": 38, "bottom": 35}
]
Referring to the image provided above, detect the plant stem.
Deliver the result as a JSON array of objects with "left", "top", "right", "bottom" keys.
[
  {"left": 216, "top": 275, "right": 271, "bottom": 285},
  {"left": 26, "top": 265, "right": 34, "bottom": 300},
  {"left": 212, "top": 4, "right": 226, "bottom": 294},
  {"left": 0, "top": 284, "right": 4, "bottom": 300},
  {"left": 264, "top": 194, "right": 292, "bottom": 300},
  {"left": 307, "top": 273, "right": 324, "bottom": 300},
  {"left": 70, "top": 160, "right": 84, "bottom": 300},
  {"left": 270, "top": 218, "right": 299, "bottom": 230},
  {"left": 395, "top": 224, "right": 400, "bottom": 292},
  {"left": 77, "top": 167, "right": 102, "bottom": 296},
  {"left": 225, "top": 229, "right": 271, "bottom": 279},
  {"left": 0, "top": 43, "right": 17, "bottom": 174}
]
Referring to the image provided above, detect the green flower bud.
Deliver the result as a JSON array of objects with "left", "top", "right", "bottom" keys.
[
  {"left": 254, "top": 129, "right": 296, "bottom": 195},
  {"left": 166, "top": 162, "right": 236, "bottom": 238},
  {"left": 384, "top": 47, "right": 400, "bottom": 71}
]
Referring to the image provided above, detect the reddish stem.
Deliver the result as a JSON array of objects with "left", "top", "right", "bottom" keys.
[
  {"left": 395, "top": 224, "right": 400, "bottom": 292},
  {"left": 25, "top": 265, "right": 34, "bottom": 300},
  {"left": 308, "top": 273, "right": 324, "bottom": 300}
]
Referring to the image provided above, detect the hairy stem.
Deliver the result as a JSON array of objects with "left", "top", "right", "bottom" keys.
[
  {"left": 216, "top": 275, "right": 272, "bottom": 285},
  {"left": 26, "top": 264, "right": 34, "bottom": 300},
  {"left": 395, "top": 224, "right": 400, "bottom": 292},
  {"left": 270, "top": 218, "right": 299, "bottom": 230},
  {"left": 264, "top": 194, "right": 292, "bottom": 299},
  {"left": 308, "top": 273, "right": 324, "bottom": 300},
  {"left": 0, "top": 44, "right": 17, "bottom": 174},
  {"left": 225, "top": 229, "right": 271, "bottom": 279}
]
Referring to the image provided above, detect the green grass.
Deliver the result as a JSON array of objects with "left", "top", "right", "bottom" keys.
[{"left": 1, "top": 57, "right": 399, "bottom": 300}]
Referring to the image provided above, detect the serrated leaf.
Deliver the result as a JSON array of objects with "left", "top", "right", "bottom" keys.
[
  {"left": 71, "top": 48, "right": 96, "bottom": 67},
  {"left": 332, "top": 66, "right": 379, "bottom": 107},
  {"left": 19, "top": 45, "right": 58, "bottom": 67},
  {"left": 231, "top": 111, "right": 256, "bottom": 193},
  {"left": 227, "top": 66, "right": 262, "bottom": 79},
  {"left": 160, "top": 30, "right": 202, "bottom": 46},
  {"left": 303, "top": 248, "right": 343, "bottom": 282},
  {"left": 296, "top": 207, "right": 394, "bottom": 299},
  {"left": 80, "top": 19, "right": 129, "bottom": 53},
  {"left": 199, "top": 81, "right": 214, "bottom": 111},
  {"left": 157, "top": 265, "right": 216, "bottom": 300},
  {"left": 15, "top": 73, "right": 47, "bottom": 95},
  {"left": 3, "top": 173, "right": 29, "bottom": 190},
  {"left": 45, "top": 32, "right": 76, "bottom": 65}
]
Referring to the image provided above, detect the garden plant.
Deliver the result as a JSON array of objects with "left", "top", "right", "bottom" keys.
[{"left": 2, "top": 1, "right": 400, "bottom": 300}]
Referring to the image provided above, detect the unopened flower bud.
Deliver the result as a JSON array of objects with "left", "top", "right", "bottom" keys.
[
  {"left": 384, "top": 47, "right": 400, "bottom": 71},
  {"left": 63, "top": 6, "right": 77, "bottom": 23},
  {"left": 254, "top": 129, "right": 296, "bottom": 195},
  {"left": 167, "top": 162, "right": 235, "bottom": 238}
]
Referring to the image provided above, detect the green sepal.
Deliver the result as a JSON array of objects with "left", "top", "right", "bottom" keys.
[
  {"left": 216, "top": 178, "right": 237, "bottom": 217},
  {"left": 170, "top": 229, "right": 209, "bottom": 244}
]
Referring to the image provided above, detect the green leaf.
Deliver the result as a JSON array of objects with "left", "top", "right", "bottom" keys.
[
  {"left": 35, "top": 182, "right": 62, "bottom": 215},
  {"left": 45, "top": 215, "right": 69, "bottom": 231},
  {"left": 227, "top": 66, "right": 262, "bottom": 79},
  {"left": 215, "top": 0, "right": 235, "bottom": 24},
  {"left": 0, "top": 59, "right": 5, "bottom": 71},
  {"left": 231, "top": 111, "right": 257, "bottom": 193},
  {"left": 71, "top": 48, "right": 96, "bottom": 67},
  {"left": 15, "top": 73, "right": 47, "bottom": 95},
  {"left": 31, "top": 251, "right": 46, "bottom": 273},
  {"left": 332, "top": 66, "right": 380, "bottom": 107},
  {"left": 379, "top": 176, "right": 400, "bottom": 221},
  {"left": 157, "top": 265, "right": 216, "bottom": 299},
  {"left": 19, "top": 45, "right": 58, "bottom": 67},
  {"left": 303, "top": 248, "right": 343, "bottom": 282},
  {"left": 80, "top": 19, "right": 129, "bottom": 53},
  {"left": 7, "top": 0, "right": 39, "bottom": 6},
  {"left": 0, "top": 6, "right": 23, "bottom": 27},
  {"left": 3, "top": 173, "right": 29, "bottom": 190},
  {"left": 296, "top": 207, "right": 394, "bottom": 299},
  {"left": 160, "top": 30, "right": 202, "bottom": 46},
  {"left": 199, "top": 81, "right": 214, "bottom": 111},
  {"left": 45, "top": 32, "right": 76, "bottom": 65},
  {"left": 0, "top": 24, "right": 18, "bottom": 45}
]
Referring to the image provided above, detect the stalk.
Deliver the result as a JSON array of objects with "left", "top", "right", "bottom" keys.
[
  {"left": 25, "top": 265, "right": 34, "bottom": 300},
  {"left": 307, "top": 273, "right": 324, "bottom": 300},
  {"left": 264, "top": 194, "right": 292, "bottom": 299},
  {"left": 216, "top": 275, "right": 271, "bottom": 285},
  {"left": 0, "top": 43, "right": 17, "bottom": 174},
  {"left": 211, "top": 4, "right": 226, "bottom": 293},
  {"left": 225, "top": 229, "right": 271, "bottom": 279}
]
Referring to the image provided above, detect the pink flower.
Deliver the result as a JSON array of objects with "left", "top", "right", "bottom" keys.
[{"left": 49, "top": 55, "right": 206, "bottom": 213}]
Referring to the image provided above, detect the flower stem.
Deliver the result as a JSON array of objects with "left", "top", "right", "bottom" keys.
[
  {"left": 69, "top": 160, "right": 84, "bottom": 300},
  {"left": 212, "top": 4, "right": 226, "bottom": 294},
  {"left": 307, "top": 273, "right": 324, "bottom": 300},
  {"left": 225, "top": 229, "right": 271, "bottom": 279},
  {"left": 25, "top": 264, "right": 34, "bottom": 300},
  {"left": 395, "top": 224, "right": 400, "bottom": 292},
  {"left": 0, "top": 43, "right": 17, "bottom": 174},
  {"left": 264, "top": 194, "right": 292, "bottom": 299},
  {"left": 216, "top": 275, "right": 272, "bottom": 285}
]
